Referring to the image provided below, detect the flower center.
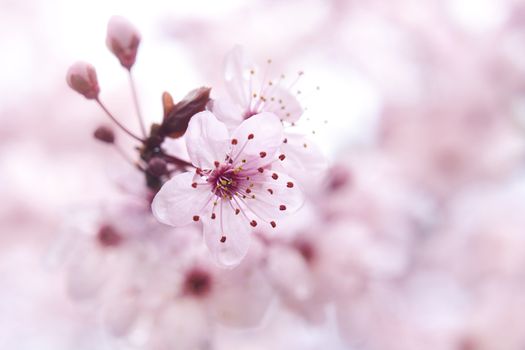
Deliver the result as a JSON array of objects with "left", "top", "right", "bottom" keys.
[
  {"left": 183, "top": 267, "right": 212, "bottom": 298},
  {"left": 207, "top": 164, "right": 239, "bottom": 198}
]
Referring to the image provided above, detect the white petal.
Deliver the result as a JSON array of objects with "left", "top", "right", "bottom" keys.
[
  {"left": 185, "top": 111, "right": 230, "bottom": 169},
  {"left": 152, "top": 172, "right": 212, "bottom": 227},
  {"left": 202, "top": 201, "right": 251, "bottom": 268},
  {"left": 224, "top": 45, "right": 256, "bottom": 109},
  {"left": 230, "top": 112, "right": 284, "bottom": 165}
]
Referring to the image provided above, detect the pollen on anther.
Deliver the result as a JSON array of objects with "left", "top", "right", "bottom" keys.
[
  {"left": 287, "top": 182, "right": 294, "bottom": 188},
  {"left": 272, "top": 173, "right": 279, "bottom": 180},
  {"left": 193, "top": 215, "right": 200, "bottom": 222},
  {"left": 279, "top": 205, "right": 287, "bottom": 211},
  {"left": 248, "top": 133, "right": 254, "bottom": 140},
  {"left": 250, "top": 220, "right": 257, "bottom": 227},
  {"left": 279, "top": 154, "right": 286, "bottom": 161},
  {"left": 220, "top": 235, "right": 227, "bottom": 243},
  {"left": 270, "top": 221, "right": 276, "bottom": 228},
  {"left": 231, "top": 138, "right": 238, "bottom": 145},
  {"left": 259, "top": 151, "right": 267, "bottom": 158}
]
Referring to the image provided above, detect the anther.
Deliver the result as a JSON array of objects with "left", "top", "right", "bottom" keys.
[
  {"left": 235, "top": 209, "right": 240, "bottom": 215},
  {"left": 279, "top": 154, "right": 286, "bottom": 161},
  {"left": 270, "top": 221, "right": 276, "bottom": 228},
  {"left": 272, "top": 173, "right": 279, "bottom": 180},
  {"left": 279, "top": 205, "right": 287, "bottom": 211},
  {"left": 287, "top": 182, "right": 294, "bottom": 188},
  {"left": 267, "top": 189, "right": 274, "bottom": 195},
  {"left": 211, "top": 213, "right": 216, "bottom": 220},
  {"left": 220, "top": 235, "right": 227, "bottom": 243},
  {"left": 231, "top": 138, "right": 238, "bottom": 145},
  {"left": 259, "top": 151, "right": 267, "bottom": 158},
  {"left": 258, "top": 167, "right": 264, "bottom": 173},
  {"left": 248, "top": 133, "right": 254, "bottom": 140},
  {"left": 214, "top": 161, "right": 220, "bottom": 167},
  {"left": 193, "top": 215, "right": 200, "bottom": 222},
  {"left": 191, "top": 182, "right": 198, "bottom": 188},
  {"left": 250, "top": 220, "right": 257, "bottom": 227}
]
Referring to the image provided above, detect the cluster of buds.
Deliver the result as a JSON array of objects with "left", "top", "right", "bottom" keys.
[{"left": 66, "top": 16, "right": 211, "bottom": 192}]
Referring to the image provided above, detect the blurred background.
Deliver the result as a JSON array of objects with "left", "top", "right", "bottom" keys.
[{"left": 2, "top": 0, "right": 525, "bottom": 349}]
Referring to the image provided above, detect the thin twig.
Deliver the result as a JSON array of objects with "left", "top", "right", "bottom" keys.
[
  {"left": 128, "top": 70, "right": 147, "bottom": 137},
  {"left": 96, "top": 98, "right": 144, "bottom": 142}
]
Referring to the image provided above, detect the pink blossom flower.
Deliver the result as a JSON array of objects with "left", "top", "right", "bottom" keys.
[
  {"left": 213, "top": 46, "right": 326, "bottom": 188},
  {"left": 152, "top": 111, "right": 304, "bottom": 267}
]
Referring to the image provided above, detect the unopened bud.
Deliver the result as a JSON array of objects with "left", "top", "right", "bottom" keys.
[
  {"left": 93, "top": 126, "right": 115, "bottom": 144},
  {"left": 66, "top": 61, "right": 100, "bottom": 99},
  {"left": 147, "top": 157, "right": 168, "bottom": 177},
  {"left": 106, "top": 16, "right": 141, "bottom": 69}
]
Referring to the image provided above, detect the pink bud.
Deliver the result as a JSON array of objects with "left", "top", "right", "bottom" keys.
[
  {"left": 106, "top": 16, "right": 141, "bottom": 69},
  {"left": 66, "top": 61, "right": 100, "bottom": 99}
]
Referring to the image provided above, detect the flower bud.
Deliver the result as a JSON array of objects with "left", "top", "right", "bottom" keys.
[
  {"left": 106, "top": 16, "right": 141, "bottom": 69},
  {"left": 147, "top": 157, "right": 168, "bottom": 177},
  {"left": 66, "top": 61, "right": 100, "bottom": 99},
  {"left": 93, "top": 126, "right": 115, "bottom": 144}
]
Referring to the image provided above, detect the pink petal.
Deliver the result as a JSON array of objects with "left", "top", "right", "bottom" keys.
[
  {"left": 185, "top": 111, "right": 230, "bottom": 169},
  {"left": 230, "top": 112, "right": 284, "bottom": 165},
  {"left": 210, "top": 98, "right": 244, "bottom": 131},
  {"left": 223, "top": 45, "right": 255, "bottom": 109},
  {"left": 240, "top": 170, "right": 305, "bottom": 225},
  {"left": 211, "top": 245, "right": 273, "bottom": 327},
  {"left": 262, "top": 86, "right": 304, "bottom": 123},
  {"left": 102, "top": 295, "right": 138, "bottom": 337},
  {"left": 152, "top": 172, "right": 212, "bottom": 227},
  {"left": 277, "top": 133, "right": 327, "bottom": 189},
  {"left": 202, "top": 201, "right": 251, "bottom": 268}
]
